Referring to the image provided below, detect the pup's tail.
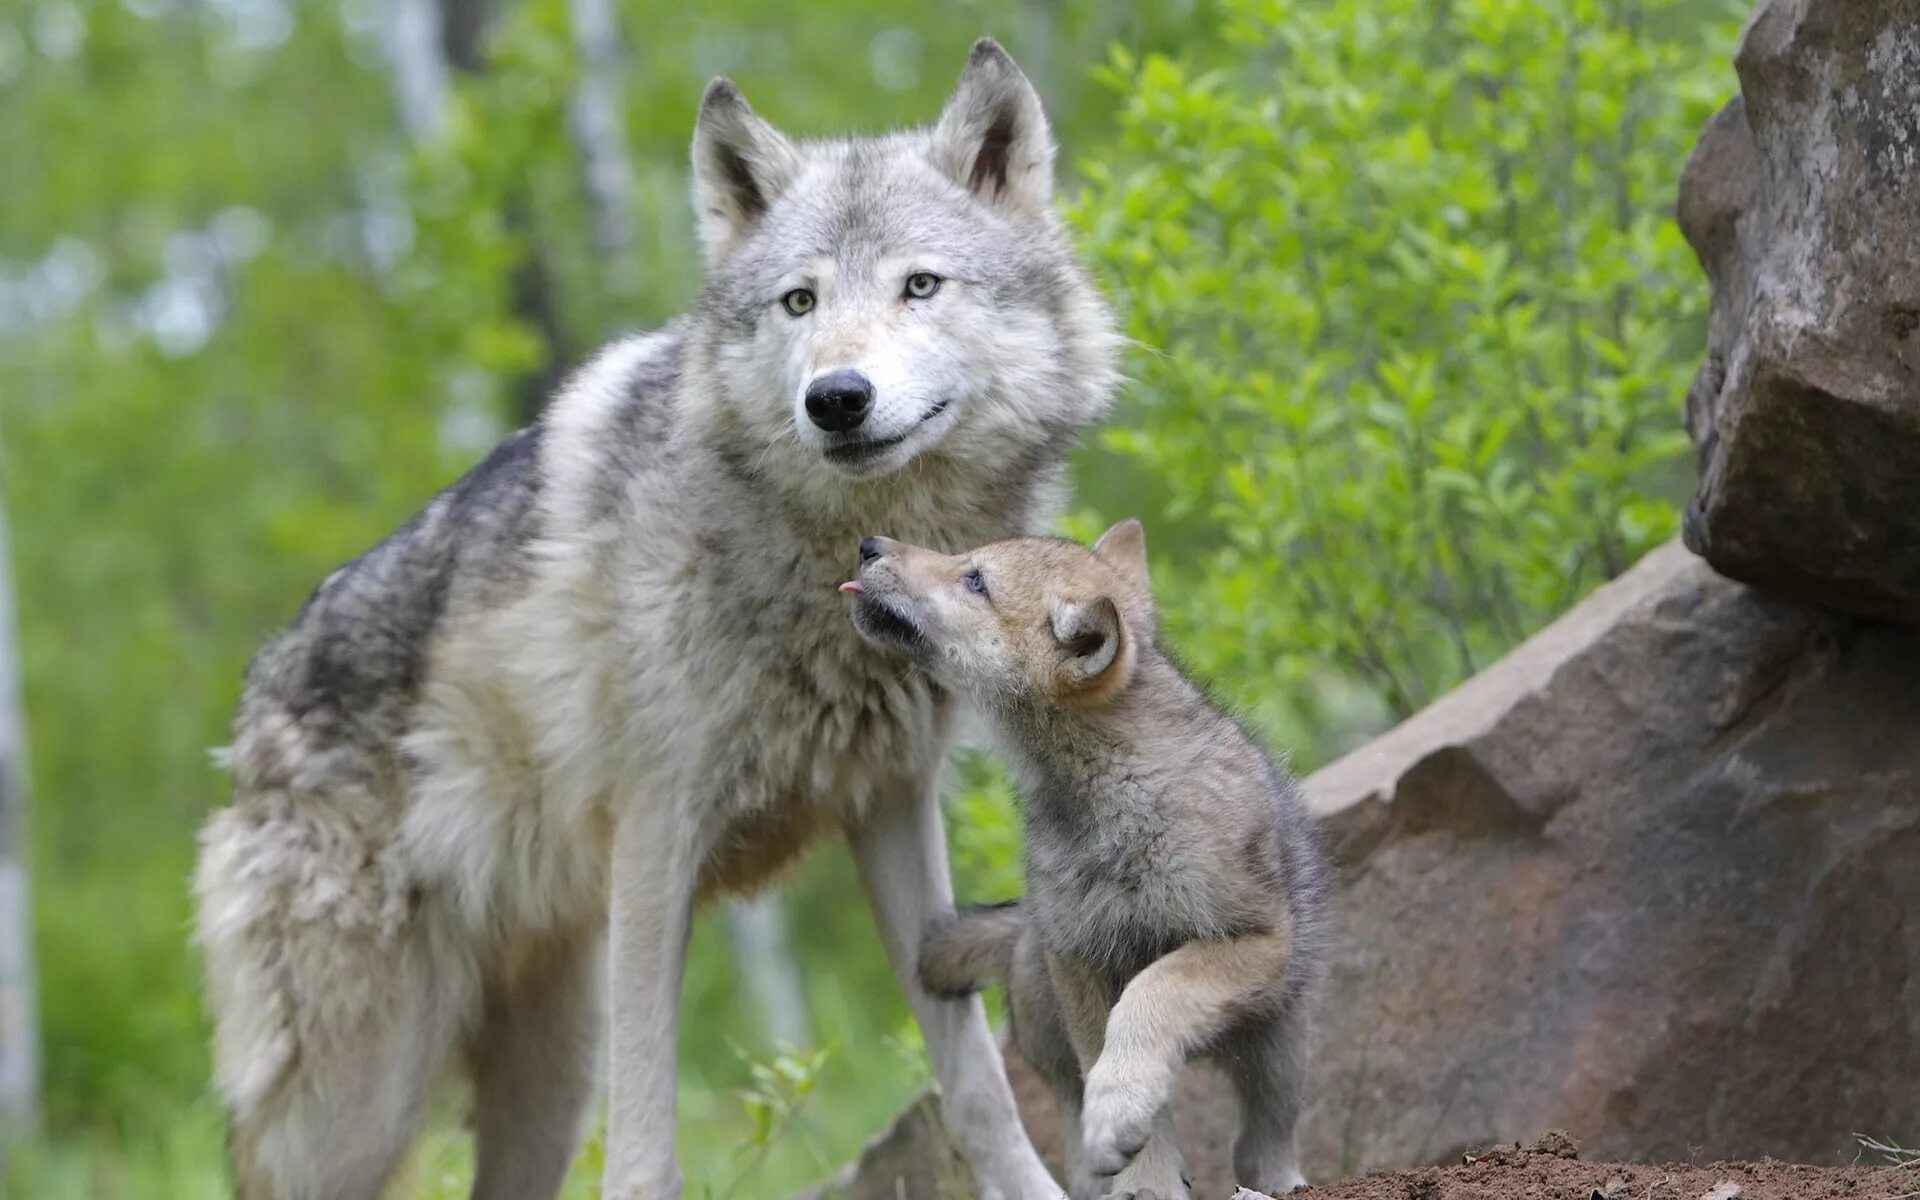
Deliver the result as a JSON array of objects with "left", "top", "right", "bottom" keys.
[{"left": 918, "top": 901, "right": 1026, "bottom": 999}]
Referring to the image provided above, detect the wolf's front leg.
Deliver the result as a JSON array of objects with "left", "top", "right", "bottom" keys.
[
  {"left": 847, "top": 785, "right": 1064, "bottom": 1200},
  {"left": 602, "top": 795, "right": 707, "bottom": 1200},
  {"left": 1079, "top": 929, "right": 1293, "bottom": 1181}
]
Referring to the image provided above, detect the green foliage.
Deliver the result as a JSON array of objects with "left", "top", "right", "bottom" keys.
[{"left": 1068, "top": 0, "right": 1741, "bottom": 736}]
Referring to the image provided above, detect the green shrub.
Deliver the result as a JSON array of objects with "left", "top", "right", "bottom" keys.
[{"left": 1067, "top": 0, "right": 1741, "bottom": 748}]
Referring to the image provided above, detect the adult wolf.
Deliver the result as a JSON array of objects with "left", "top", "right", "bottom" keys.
[{"left": 193, "top": 40, "right": 1116, "bottom": 1200}]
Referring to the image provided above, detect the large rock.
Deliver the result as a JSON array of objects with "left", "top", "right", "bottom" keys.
[
  {"left": 1677, "top": 0, "right": 1920, "bottom": 621},
  {"left": 802, "top": 543, "right": 1920, "bottom": 1196},
  {"left": 1296, "top": 541, "right": 1920, "bottom": 1173}
]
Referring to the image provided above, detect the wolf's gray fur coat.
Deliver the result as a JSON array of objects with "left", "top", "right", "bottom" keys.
[{"left": 193, "top": 40, "right": 1116, "bottom": 1200}]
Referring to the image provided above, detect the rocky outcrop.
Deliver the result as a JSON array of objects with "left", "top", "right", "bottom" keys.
[
  {"left": 801, "top": 543, "right": 1920, "bottom": 1197},
  {"left": 1677, "top": 0, "right": 1920, "bottom": 621},
  {"left": 1296, "top": 541, "right": 1920, "bottom": 1174}
]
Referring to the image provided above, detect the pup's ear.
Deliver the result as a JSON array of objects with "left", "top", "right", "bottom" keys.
[
  {"left": 1092, "top": 518, "right": 1149, "bottom": 595},
  {"left": 930, "top": 39, "right": 1053, "bottom": 215},
  {"left": 691, "top": 78, "right": 800, "bottom": 264},
  {"left": 1050, "top": 595, "right": 1129, "bottom": 696}
]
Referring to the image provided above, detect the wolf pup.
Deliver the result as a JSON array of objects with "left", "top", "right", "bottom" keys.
[
  {"left": 193, "top": 40, "right": 1115, "bottom": 1200},
  {"left": 842, "top": 522, "right": 1332, "bottom": 1199}
]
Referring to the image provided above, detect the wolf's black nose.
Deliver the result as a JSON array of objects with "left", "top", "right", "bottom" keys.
[
  {"left": 859, "top": 536, "right": 889, "bottom": 564},
  {"left": 805, "top": 369, "right": 874, "bottom": 432}
]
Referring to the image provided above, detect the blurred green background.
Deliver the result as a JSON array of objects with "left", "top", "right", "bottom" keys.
[{"left": 0, "top": 0, "right": 1743, "bottom": 1194}]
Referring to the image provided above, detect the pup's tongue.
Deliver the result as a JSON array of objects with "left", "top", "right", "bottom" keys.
[{"left": 838, "top": 580, "right": 864, "bottom": 594}]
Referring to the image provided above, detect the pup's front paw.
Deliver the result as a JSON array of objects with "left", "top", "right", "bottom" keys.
[{"left": 1080, "top": 1064, "right": 1162, "bottom": 1178}]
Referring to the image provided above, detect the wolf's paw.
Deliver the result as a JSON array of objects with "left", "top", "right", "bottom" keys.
[
  {"left": 1237, "top": 1170, "right": 1308, "bottom": 1195},
  {"left": 1080, "top": 1064, "right": 1162, "bottom": 1178}
]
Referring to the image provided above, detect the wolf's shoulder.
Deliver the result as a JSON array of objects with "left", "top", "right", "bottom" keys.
[
  {"left": 241, "top": 327, "right": 689, "bottom": 730},
  {"left": 538, "top": 326, "right": 688, "bottom": 526}
]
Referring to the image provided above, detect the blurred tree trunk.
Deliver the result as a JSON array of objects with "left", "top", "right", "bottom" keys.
[
  {"left": 1021, "top": 0, "right": 1059, "bottom": 113},
  {"left": 725, "top": 893, "right": 812, "bottom": 1048},
  {"left": 566, "top": 0, "right": 638, "bottom": 274},
  {"left": 382, "top": 0, "right": 571, "bottom": 425},
  {"left": 0, "top": 478, "right": 39, "bottom": 1139}
]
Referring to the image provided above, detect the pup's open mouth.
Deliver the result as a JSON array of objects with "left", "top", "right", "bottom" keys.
[
  {"left": 823, "top": 398, "right": 952, "bottom": 464},
  {"left": 850, "top": 593, "right": 926, "bottom": 649}
]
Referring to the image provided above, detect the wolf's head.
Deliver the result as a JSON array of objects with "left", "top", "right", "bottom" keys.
[
  {"left": 841, "top": 519, "right": 1156, "bottom": 709},
  {"left": 683, "top": 40, "right": 1117, "bottom": 490}
]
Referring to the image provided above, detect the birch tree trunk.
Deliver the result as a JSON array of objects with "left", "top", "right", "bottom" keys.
[
  {"left": 380, "top": 0, "right": 570, "bottom": 424},
  {"left": 0, "top": 467, "right": 40, "bottom": 1139},
  {"left": 565, "top": 0, "right": 638, "bottom": 268}
]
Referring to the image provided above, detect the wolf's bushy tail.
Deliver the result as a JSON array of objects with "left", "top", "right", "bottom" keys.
[{"left": 918, "top": 901, "right": 1025, "bottom": 998}]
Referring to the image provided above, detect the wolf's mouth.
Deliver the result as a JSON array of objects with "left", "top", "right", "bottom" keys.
[
  {"left": 823, "top": 398, "right": 953, "bottom": 464},
  {"left": 852, "top": 594, "right": 926, "bottom": 648}
]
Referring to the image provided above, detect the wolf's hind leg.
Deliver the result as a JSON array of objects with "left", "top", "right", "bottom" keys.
[
  {"left": 199, "top": 795, "right": 460, "bottom": 1200},
  {"left": 1008, "top": 932, "right": 1092, "bottom": 1198},
  {"left": 217, "top": 934, "right": 453, "bottom": 1200},
  {"left": 468, "top": 930, "right": 605, "bottom": 1200},
  {"left": 1220, "top": 1000, "right": 1311, "bottom": 1194}
]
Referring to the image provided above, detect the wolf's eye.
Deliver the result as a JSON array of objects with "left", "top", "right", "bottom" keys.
[
  {"left": 962, "top": 567, "right": 988, "bottom": 598},
  {"left": 781, "top": 288, "right": 815, "bottom": 317},
  {"left": 904, "top": 272, "right": 943, "bottom": 301}
]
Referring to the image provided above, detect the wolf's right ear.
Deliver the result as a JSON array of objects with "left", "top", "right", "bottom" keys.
[
  {"left": 931, "top": 39, "right": 1054, "bottom": 216},
  {"left": 1050, "top": 595, "right": 1132, "bottom": 701},
  {"left": 691, "top": 79, "right": 801, "bottom": 264}
]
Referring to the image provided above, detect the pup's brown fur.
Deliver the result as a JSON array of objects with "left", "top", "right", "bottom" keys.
[{"left": 845, "top": 522, "right": 1332, "bottom": 1200}]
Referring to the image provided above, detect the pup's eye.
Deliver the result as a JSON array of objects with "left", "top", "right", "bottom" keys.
[
  {"left": 962, "top": 567, "right": 988, "bottom": 597},
  {"left": 781, "top": 288, "right": 816, "bottom": 317},
  {"left": 904, "top": 272, "right": 942, "bottom": 300}
]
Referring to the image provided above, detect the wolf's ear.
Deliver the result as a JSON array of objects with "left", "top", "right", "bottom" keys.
[
  {"left": 691, "top": 78, "right": 801, "bottom": 263},
  {"left": 1050, "top": 595, "right": 1130, "bottom": 698},
  {"left": 931, "top": 39, "right": 1053, "bottom": 215},
  {"left": 1092, "top": 518, "right": 1149, "bottom": 594}
]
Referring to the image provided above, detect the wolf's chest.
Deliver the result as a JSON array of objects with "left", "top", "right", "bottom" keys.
[
  {"left": 683, "top": 615, "right": 948, "bottom": 810},
  {"left": 1024, "top": 805, "right": 1213, "bottom": 977}
]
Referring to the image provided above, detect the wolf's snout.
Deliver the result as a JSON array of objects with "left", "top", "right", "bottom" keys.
[
  {"left": 805, "top": 369, "right": 875, "bottom": 432},
  {"left": 859, "top": 536, "right": 893, "bottom": 564}
]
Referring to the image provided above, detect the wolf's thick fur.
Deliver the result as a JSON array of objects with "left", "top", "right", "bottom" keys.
[
  {"left": 851, "top": 526, "right": 1333, "bottom": 1200},
  {"left": 193, "top": 41, "right": 1115, "bottom": 1200}
]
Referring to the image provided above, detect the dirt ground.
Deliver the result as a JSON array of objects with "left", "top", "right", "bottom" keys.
[{"left": 1276, "top": 1132, "right": 1920, "bottom": 1200}]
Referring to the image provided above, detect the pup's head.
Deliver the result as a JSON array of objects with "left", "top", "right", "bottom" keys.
[
  {"left": 842, "top": 519, "right": 1154, "bottom": 708},
  {"left": 684, "top": 39, "right": 1115, "bottom": 484}
]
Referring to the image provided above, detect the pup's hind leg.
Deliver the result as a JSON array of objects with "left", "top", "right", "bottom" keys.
[
  {"left": 1219, "top": 1000, "right": 1311, "bottom": 1194},
  {"left": 468, "top": 931, "right": 605, "bottom": 1200},
  {"left": 1008, "top": 933, "right": 1094, "bottom": 1199}
]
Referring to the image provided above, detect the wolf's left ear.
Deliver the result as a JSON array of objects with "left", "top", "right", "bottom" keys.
[
  {"left": 1092, "top": 518, "right": 1149, "bottom": 594},
  {"left": 691, "top": 78, "right": 801, "bottom": 264},
  {"left": 1050, "top": 595, "right": 1132, "bottom": 698},
  {"left": 931, "top": 39, "right": 1053, "bottom": 215}
]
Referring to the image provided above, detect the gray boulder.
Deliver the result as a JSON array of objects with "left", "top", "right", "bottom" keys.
[{"left": 1677, "top": 0, "right": 1920, "bottom": 621}]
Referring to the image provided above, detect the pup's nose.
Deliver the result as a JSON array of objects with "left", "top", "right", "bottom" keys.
[
  {"left": 859, "top": 536, "right": 893, "bottom": 564},
  {"left": 805, "top": 369, "right": 874, "bottom": 433}
]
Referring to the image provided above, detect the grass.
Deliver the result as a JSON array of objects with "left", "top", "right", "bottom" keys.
[{"left": 1857, "top": 1134, "right": 1920, "bottom": 1171}]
